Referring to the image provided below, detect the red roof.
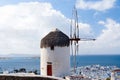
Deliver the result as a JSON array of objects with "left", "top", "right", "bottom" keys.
[{"left": 112, "top": 69, "right": 120, "bottom": 72}]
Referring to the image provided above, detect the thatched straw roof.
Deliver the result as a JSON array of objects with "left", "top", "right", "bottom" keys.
[{"left": 40, "top": 29, "right": 69, "bottom": 49}]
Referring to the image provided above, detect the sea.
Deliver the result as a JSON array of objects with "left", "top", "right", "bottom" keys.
[{"left": 0, "top": 55, "right": 120, "bottom": 74}]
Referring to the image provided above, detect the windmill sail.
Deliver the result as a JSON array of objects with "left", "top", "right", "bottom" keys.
[{"left": 70, "top": 6, "right": 95, "bottom": 73}]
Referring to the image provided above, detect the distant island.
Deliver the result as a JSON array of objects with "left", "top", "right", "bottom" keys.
[{"left": 0, "top": 57, "right": 11, "bottom": 60}]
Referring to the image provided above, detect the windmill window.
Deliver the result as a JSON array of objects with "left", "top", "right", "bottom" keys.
[{"left": 50, "top": 46, "right": 54, "bottom": 50}]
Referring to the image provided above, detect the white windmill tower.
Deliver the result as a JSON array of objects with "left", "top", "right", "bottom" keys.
[{"left": 40, "top": 28, "right": 70, "bottom": 77}]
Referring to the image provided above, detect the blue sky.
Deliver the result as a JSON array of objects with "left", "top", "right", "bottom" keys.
[{"left": 0, "top": 0, "right": 120, "bottom": 56}]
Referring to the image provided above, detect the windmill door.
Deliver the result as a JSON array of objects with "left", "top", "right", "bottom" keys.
[{"left": 47, "top": 62, "right": 52, "bottom": 76}]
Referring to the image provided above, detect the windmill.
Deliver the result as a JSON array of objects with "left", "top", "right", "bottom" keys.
[{"left": 69, "top": 6, "right": 95, "bottom": 73}]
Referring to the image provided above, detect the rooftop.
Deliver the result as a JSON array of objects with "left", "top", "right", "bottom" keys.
[{"left": 40, "top": 28, "right": 69, "bottom": 49}]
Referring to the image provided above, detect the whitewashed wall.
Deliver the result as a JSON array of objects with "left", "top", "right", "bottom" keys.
[
  {"left": 40, "top": 46, "right": 70, "bottom": 77},
  {"left": 111, "top": 72, "right": 115, "bottom": 80}
]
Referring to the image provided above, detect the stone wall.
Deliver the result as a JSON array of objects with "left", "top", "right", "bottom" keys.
[{"left": 0, "top": 75, "right": 59, "bottom": 80}]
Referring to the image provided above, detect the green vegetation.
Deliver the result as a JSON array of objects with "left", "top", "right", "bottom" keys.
[{"left": 106, "top": 77, "right": 110, "bottom": 80}]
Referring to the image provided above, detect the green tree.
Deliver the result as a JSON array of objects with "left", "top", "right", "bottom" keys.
[{"left": 106, "top": 77, "right": 110, "bottom": 80}]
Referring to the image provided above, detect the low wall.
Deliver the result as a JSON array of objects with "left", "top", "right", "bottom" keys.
[{"left": 0, "top": 74, "right": 63, "bottom": 80}]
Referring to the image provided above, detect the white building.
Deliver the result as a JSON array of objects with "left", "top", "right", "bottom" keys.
[
  {"left": 40, "top": 29, "right": 70, "bottom": 77},
  {"left": 111, "top": 69, "right": 120, "bottom": 80}
]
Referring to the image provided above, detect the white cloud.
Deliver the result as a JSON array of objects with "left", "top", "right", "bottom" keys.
[
  {"left": 97, "top": 18, "right": 120, "bottom": 47},
  {"left": 98, "top": 20, "right": 105, "bottom": 25},
  {"left": 79, "top": 23, "right": 94, "bottom": 38},
  {"left": 2, "top": 1, "right": 118, "bottom": 56},
  {"left": 76, "top": 0, "right": 116, "bottom": 11},
  {"left": 96, "top": 18, "right": 120, "bottom": 54},
  {"left": 0, "top": 2, "right": 93, "bottom": 56},
  {"left": 0, "top": 1, "right": 119, "bottom": 57},
  {"left": 0, "top": 2, "right": 70, "bottom": 55},
  {"left": 79, "top": 18, "right": 120, "bottom": 55}
]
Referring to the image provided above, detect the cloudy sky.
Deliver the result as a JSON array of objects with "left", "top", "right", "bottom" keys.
[{"left": 0, "top": 0, "right": 120, "bottom": 56}]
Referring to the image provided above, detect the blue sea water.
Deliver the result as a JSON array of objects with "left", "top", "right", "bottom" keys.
[
  {"left": 70, "top": 55, "right": 120, "bottom": 68},
  {"left": 0, "top": 57, "right": 40, "bottom": 73},
  {"left": 0, "top": 55, "right": 120, "bottom": 73}
]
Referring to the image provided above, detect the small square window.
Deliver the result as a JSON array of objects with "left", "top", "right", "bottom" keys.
[
  {"left": 50, "top": 46, "right": 54, "bottom": 50},
  {"left": 47, "top": 62, "right": 52, "bottom": 65}
]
